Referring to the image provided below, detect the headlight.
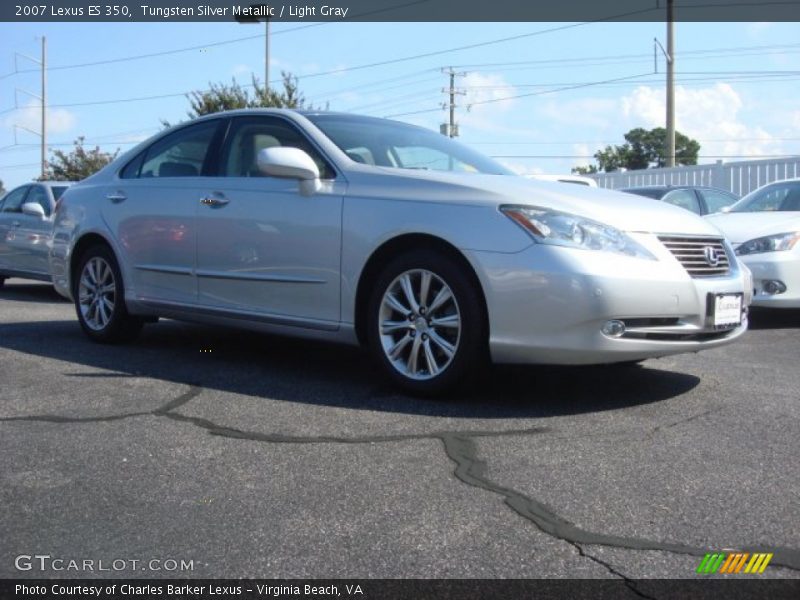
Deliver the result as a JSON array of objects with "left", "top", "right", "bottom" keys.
[
  {"left": 500, "top": 205, "right": 656, "bottom": 260},
  {"left": 735, "top": 232, "right": 800, "bottom": 255}
]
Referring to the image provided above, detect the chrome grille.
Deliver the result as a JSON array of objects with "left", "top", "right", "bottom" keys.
[{"left": 658, "top": 236, "right": 730, "bottom": 277}]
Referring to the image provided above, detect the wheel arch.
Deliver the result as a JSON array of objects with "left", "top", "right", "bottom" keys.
[
  {"left": 353, "top": 233, "right": 488, "bottom": 347},
  {"left": 69, "top": 232, "right": 117, "bottom": 295}
]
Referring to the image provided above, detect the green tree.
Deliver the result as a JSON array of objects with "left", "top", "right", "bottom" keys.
[
  {"left": 571, "top": 164, "right": 598, "bottom": 175},
  {"left": 185, "top": 71, "right": 311, "bottom": 119},
  {"left": 0, "top": 179, "right": 6, "bottom": 196},
  {"left": 40, "top": 137, "right": 119, "bottom": 181},
  {"left": 577, "top": 127, "right": 700, "bottom": 173}
]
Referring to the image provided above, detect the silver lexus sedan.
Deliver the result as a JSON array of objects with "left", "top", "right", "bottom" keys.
[{"left": 50, "top": 109, "right": 751, "bottom": 394}]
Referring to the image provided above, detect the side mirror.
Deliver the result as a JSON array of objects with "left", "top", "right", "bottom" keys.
[
  {"left": 720, "top": 205, "right": 732, "bottom": 213},
  {"left": 21, "top": 202, "right": 47, "bottom": 218},
  {"left": 257, "top": 147, "right": 321, "bottom": 196}
]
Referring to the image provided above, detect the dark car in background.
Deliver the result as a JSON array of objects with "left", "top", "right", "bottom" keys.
[
  {"left": 0, "top": 181, "right": 72, "bottom": 286},
  {"left": 621, "top": 185, "right": 738, "bottom": 216}
]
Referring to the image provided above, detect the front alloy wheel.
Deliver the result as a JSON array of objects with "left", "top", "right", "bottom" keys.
[
  {"left": 378, "top": 269, "right": 461, "bottom": 380},
  {"left": 367, "top": 250, "right": 487, "bottom": 395}
]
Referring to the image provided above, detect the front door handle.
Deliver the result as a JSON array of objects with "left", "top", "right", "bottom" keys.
[
  {"left": 11, "top": 221, "right": 21, "bottom": 227},
  {"left": 200, "top": 193, "right": 229, "bottom": 207},
  {"left": 106, "top": 191, "right": 127, "bottom": 203}
]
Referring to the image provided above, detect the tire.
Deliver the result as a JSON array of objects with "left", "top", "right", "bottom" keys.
[
  {"left": 73, "top": 244, "right": 143, "bottom": 343},
  {"left": 366, "top": 249, "right": 487, "bottom": 396}
]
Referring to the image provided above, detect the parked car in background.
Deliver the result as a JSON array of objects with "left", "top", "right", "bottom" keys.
[
  {"left": 0, "top": 181, "right": 72, "bottom": 287},
  {"left": 51, "top": 110, "right": 750, "bottom": 394},
  {"left": 706, "top": 179, "right": 800, "bottom": 308},
  {"left": 529, "top": 174, "right": 598, "bottom": 187},
  {"left": 621, "top": 185, "right": 738, "bottom": 216}
]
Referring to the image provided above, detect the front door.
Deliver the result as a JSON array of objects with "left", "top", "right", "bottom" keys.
[{"left": 195, "top": 115, "right": 343, "bottom": 327}]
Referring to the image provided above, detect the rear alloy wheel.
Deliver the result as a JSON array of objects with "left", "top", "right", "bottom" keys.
[
  {"left": 74, "top": 245, "right": 142, "bottom": 343},
  {"left": 367, "top": 250, "right": 486, "bottom": 395}
]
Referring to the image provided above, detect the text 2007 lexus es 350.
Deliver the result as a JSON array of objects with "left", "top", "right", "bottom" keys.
[{"left": 50, "top": 110, "right": 752, "bottom": 394}]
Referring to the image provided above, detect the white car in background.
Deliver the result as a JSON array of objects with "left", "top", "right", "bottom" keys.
[
  {"left": 0, "top": 181, "right": 73, "bottom": 287},
  {"left": 706, "top": 179, "right": 800, "bottom": 308}
]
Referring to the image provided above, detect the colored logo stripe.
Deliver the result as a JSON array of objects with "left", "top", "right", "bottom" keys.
[{"left": 697, "top": 552, "right": 773, "bottom": 574}]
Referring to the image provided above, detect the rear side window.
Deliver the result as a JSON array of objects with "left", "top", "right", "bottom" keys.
[
  {"left": 662, "top": 189, "right": 701, "bottom": 215},
  {"left": 1, "top": 186, "right": 29, "bottom": 213},
  {"left": 51, "top": 186, "right": 69, "bottom": 201},
  {"left": 700, "top": 189, "right": 737, "bottom": 214},
  {"left": 138, "top": 120, "right": 221, "bottom": 178}
]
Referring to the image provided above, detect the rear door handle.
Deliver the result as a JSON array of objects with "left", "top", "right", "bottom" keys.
[
  {"left": 106, "top": 191, "right": 127, "bottom": 203},
  {"left": 12, "top": 221, "right": 21, "bottom": 227},
  {"left": 200, "top": 193, "right": 229, "bottom": 207}
]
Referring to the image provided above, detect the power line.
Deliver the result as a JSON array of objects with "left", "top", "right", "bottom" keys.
[{"left": 0, "top": 1, "right": 431, "bottom": 81}]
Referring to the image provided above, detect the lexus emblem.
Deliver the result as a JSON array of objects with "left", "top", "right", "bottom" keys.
[{"left": 703, "top": 246, "right": 721, "bottom": 267}]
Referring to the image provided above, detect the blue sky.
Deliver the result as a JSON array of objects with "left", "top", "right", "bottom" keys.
[{"left": 1, "top": 20, "right": 799, "bottom": 188}]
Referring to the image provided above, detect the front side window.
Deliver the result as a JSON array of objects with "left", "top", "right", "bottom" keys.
[
  {"left": 26, "top": 186, "right": 51, "bottom": 215},
  {"left": 732, "top": 181, "right": 800, "bottom": 212},
  {"left": 221, "top": 116, "right": 335, "bottom": 179},
  {"left": 138, "top": 120, "right": 220, "bottom": 178},
  {"left": 1, "top": 186, "right": 29, "bottom": 213}
]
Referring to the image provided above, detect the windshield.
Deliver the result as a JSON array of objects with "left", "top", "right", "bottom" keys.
[
  {"left": 305, "top": 114, "right": 513, "bottom": 176},
  {"left": 730, "top": 180, "right": 800, "bottom": 212}
]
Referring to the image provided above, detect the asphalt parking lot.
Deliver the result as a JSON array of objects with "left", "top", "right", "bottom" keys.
[{"left": 1, "top": 278, "right": 799, "bottom": 585}]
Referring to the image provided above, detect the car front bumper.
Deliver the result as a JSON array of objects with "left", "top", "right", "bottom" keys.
[
  {"left": 737, "top": 250, "right": 800, "bottom": 308},
  {"left": 467, "top": 234, "right": 751, "bottom": 365}
]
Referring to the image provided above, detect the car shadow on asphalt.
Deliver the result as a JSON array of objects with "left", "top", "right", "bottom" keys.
[
  {"left": 0, "top": 315, "right": 702, "bottom": 419},
  {"left": 0, "top": 281, "right": 69, "bottom": 304},
  {"left": 747, "top": 307, "right": 800, "bottom": 330}
]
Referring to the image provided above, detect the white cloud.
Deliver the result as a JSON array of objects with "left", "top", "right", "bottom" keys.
[
  {"left": 746, "top": 22, "right": 773, "bottom": 38},
  {"left": 621, "top": 84, "right": 783, "bottom": 160},
  {"left": 462, "top": 72, "right": 517, "bottom": 113},
  {"left": 4, "top": 100, "right": 76, "bottom": 136},
  {"left": 498, "top": 160, "right": 545, "bottom": 176},
  {"left": 539, "top": 98, "right": 618, "bottom": 130},
  {"left": 231, "top": 64, "right": 254, "bottom": 78},
  {"left": 456, "top": 72, "right": 522, "bottom": 135}
]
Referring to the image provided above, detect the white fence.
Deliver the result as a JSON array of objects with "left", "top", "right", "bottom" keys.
[{"left": 592, "top": 157, "right": 800, "bottom": 197}]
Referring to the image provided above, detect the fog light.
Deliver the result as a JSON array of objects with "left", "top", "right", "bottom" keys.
[
  {"left": 762, "top": 280, "right": 787, "bottom": 295},
  {"left": 602, "top": 320, "right": 626, "bottom": 337}
]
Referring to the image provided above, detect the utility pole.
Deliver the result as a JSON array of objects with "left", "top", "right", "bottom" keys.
[
  {"left": 666, "top": 0, "right": 676, "bottom": 167},
  {"left": 13, "top": 36, "right": 47, "bottom": 179},
  {"left": 235, "top": 8, "right": 270, "bottom": 95},
  {"left": 41, "top": 36, "right": 47, "bottom": 179},
  {"left": 440, "top": 68, "right": 465, "bottom": 138}
]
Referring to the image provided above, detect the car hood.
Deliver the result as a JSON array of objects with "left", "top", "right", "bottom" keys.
[
  {"left": 349, "top": 169, "right": 722, "bottom": 236},
  {"left": 705, "top": 211, "right": 800, "bottom": 244}
]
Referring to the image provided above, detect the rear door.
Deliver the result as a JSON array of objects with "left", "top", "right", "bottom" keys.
[{"left": 102, "top": 119, "right": 225, "bottom": 305}]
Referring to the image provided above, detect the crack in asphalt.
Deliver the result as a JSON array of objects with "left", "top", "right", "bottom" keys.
[{"left": 3, "top": 384, "right": 799, "bottom": 577}]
